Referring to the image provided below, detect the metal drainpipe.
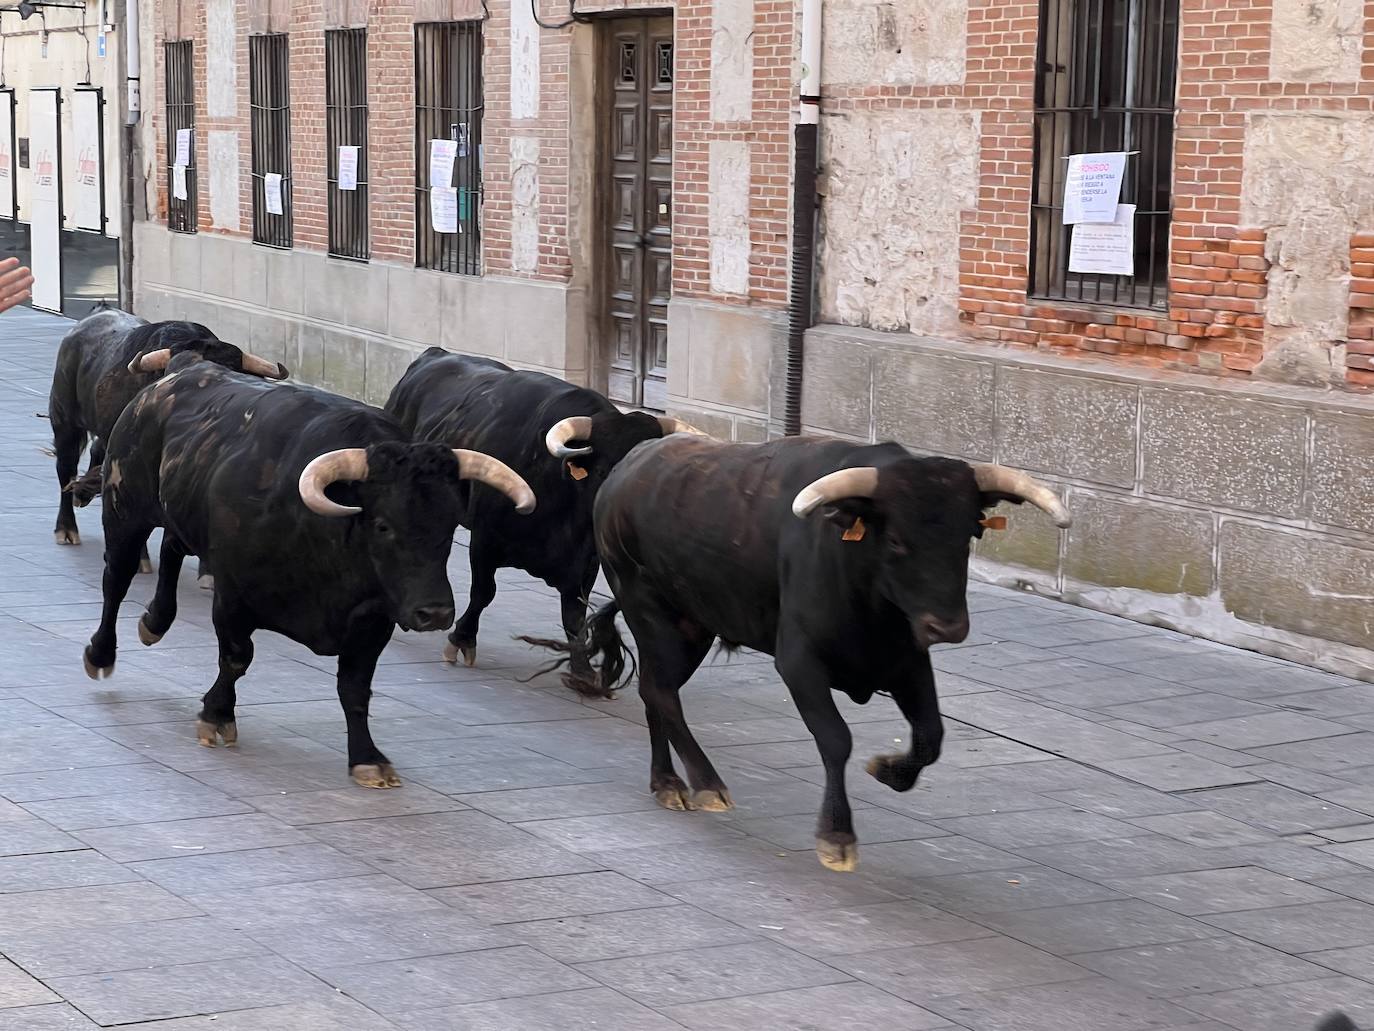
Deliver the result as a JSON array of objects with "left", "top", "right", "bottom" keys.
[
  {"left": 118, "top": 0, "right": 139, "bottom": 312},
  {"left": 783, "top": 0, "right": 822, "bottom": 437}
]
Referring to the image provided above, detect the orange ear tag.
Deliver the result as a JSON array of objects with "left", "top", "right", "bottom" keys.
[
  {"left": 981, "top": 515, "right": 1008, "bottom": 531},
  {"left": 842, "top": 516, "right": 866, "bottom": 542},
  {"left": 567, "top": 462, "right": 588, "bottom": 481}
]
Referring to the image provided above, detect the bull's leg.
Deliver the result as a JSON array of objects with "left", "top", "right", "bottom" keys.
[
  {"left": 139, "top": 535, "right": 187, "bottom": 645},
  {"left": 83, "top": 521, "right": 153, "bottom": 678},
  {"left": 559, "top": 567, "right": 596, "bottom": 680},
  {"left": 628, "top": 612, "right": 722, "bottom": 812},
  {"left": 776, "top": 646, "right": 856, "bottom": 873},
  {"left": 445, "top": 536, "right": 498, "bottom": 667},
  {"left": 340, "top": 623, "right": 400, "bottom": 789},
  {"left": 196, "top": 557, "right": 213, "bottom": 591},
  {"left": 866, "top": 651, "right": 944, "bottom": 792},
  {"left": 52, "top": 421, "right": 86, "bottom": 545},
  {"left": 197, "top": 594, "right": 254, "bottom": 748}
]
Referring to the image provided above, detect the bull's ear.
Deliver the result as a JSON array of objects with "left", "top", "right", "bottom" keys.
[
  {"left": 979, "top": 490, "right": 1026, "bottom": 511},
  {"left": 819, "top": 497, "right": 879, "bottom": 531}
]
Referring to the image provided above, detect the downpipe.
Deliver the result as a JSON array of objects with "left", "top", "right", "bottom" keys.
[
  {"left": 784, "top": 0, "right": 823, "bottom": 437},
  {"left": 118, "top": 0, "right": 140, "bottom": 312}
]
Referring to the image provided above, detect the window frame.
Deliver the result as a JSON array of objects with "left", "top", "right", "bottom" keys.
[
  {"left": 1028, "top": 0, "right": 1180, "bottom": 311},
  {"left": 164, "top": 39, "right": 197, "bottom": 235},
  {"left": 414, "top": 20, "right": 484, "bottom": 276},
  {"left": 326, "top": 27, "right": 370, "bottom": 262},
  {"left": 249, "top": 32, "right": 293, "bottom": 249}
]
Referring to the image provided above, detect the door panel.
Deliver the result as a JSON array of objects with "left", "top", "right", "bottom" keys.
[{"left": 602, "top": 16, "right": 673, "bottom": 410}]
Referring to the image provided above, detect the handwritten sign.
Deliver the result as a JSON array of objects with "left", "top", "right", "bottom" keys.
[
  {"left": 265, "top": 173, "right": 284, "bottom": 215},
  {"left": 172, "top": 163, "right": 187, "bottom": 201},
  {"left": 1069, "top": 204, "right": 1135, "bottom": 275},
  {"left": 338, "top": 146, "right": 359, "bottom": 192},
  {"left": 431, "top": 186, "right": 459, "bottom": 234},
  {"left": 429, "top": 138, "right": 457, "bottom": 189},
  {"left": 1063, "top": 151, "right": 1126, "bottom": 225},
  {"left": 174, "top": 128, "right": 192, "bottom": 168}
]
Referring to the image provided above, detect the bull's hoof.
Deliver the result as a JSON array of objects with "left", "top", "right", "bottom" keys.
[
  {"left": 652, "top": 776, "right": 695, "bottom": 811},
  {"left": 137, "top": 615, "right": 164, "bottom": 647},
  {"left": 441, "top": 641, "right": 476, "bottom": 667},
  {"left": 197, "top": 574, "right": 214, "bottom": 591},
  {"left": 54, "top": 528, "right": 81, "bottom": 546},
  {"left": 196, "top": 719, "right": 237, "bottom": 748},
  {"left": 866, "top": 753, "right": 920, "bottom": 792},
  {"left": 82, "top": 647, "right": 113, "bottom": 680},
  {"left": 138, "top": 557, "right": 154, "bottom": 575},
  {"left": 351, "top": 763, "right": 402, "bottom": 789},
  {"left": 691, "top": 788, "right": 734, "bottom": 812},
  {"left": 816, "top": 832, "right": 859, "bottom": 873}
]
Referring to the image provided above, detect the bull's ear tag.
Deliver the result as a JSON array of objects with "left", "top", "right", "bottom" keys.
[
  {"left": 567, "top": 461, "right": 588, "bottom": 481},
  {"left": 842, "top": 516, "right": 866, "bottom": 542},
  {"left": 981, "top": 515, "right": 1008, "bottom": 531}
]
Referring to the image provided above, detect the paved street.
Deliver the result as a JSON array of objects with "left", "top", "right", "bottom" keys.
[{"left": 0, "top": 310, "right": 1372, "bottom": 1030}]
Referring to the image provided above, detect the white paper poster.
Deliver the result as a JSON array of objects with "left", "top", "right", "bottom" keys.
[
  {"left": 1069, "top": 204, "right": 1136, "bottom": 275},
  {"left": 430, "top": 186, "right": 459, "bottom": 234},
  {"left": 172, "top": 163, "right": 187, "bottom": 200},
  {"left": 1063, "top": 151, "right": 1126, "bottom": 225},
  {"left": 264, "top": 172, "right": 284, "bottom": 215},
  {"left": 174, "top": 128, "right": 192, "bottom": 167},
  {"left": 70, "top": 89, "right": 103, "bottom": 232},
  {"left": 28, "top": 88, "right": 63, "bottom": 312},
  {"left": 338, "top": 146, "right": 359, "bottom": 191},
  {"left": 0, "top": 96, "right": 13, "bottom": 219},
  {"left": 429, "top": 138, "right": 457, "bottom": 189}
]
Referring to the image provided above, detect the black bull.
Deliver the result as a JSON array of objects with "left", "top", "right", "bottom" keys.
[
  {"left": 83, "top": 358, "right": 533, "bottom": 788},
  {"left": 384, "top": 348, "right": 699, "bottom": 693},
  {"left": 47, "top": 308, "right": 288, "bottom": 582},
  {"left": 572, "top": 435, "right": 1071, "bottom": 871}
]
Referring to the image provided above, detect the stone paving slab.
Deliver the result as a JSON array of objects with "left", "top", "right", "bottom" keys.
[{"left": 2, "top": 311, "right": 1373, "bottom": 1029}]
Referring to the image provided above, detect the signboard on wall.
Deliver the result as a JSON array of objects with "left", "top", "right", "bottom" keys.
[
  {"left": 0, "top": 91, "right": 14, "bottom": 220},
  {"left": 28, "top": 88, "right": 64, "bottom": 313},
  {"left": 69, "top": 88, "right": 105, "bottom": 233}
]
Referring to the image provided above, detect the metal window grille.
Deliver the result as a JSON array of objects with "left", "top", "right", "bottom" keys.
[
  {"left": 326, "top": 28, "right": 369, "bottom": 261},
  {"left": 415, "top": 21, "right": 483, "bottom": 275},
  {"left": 164, "top": 40, "right": 196, "bottom": 234},
  {"left": 1029, "top": 0, "right": 1179, "bottom": 310},
  {"left": 250, "top": 33, "right": 292, "bottom": 248}
]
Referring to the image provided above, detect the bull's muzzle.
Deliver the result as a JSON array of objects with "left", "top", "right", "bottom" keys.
[{"left": 913, "top": 613, "right": 970, "bottom": 648}]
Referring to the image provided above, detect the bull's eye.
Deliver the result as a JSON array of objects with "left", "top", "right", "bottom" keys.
[
  {"left": 372, "top": 519, "right": 394, "bottom": 537},
  {"left": 887, "top": 536, "right": 909, "bottom": 557}
]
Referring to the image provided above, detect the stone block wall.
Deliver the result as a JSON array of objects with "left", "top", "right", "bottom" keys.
[{"left": 799, "top": 324, "right": 1374, "bottom": 680}]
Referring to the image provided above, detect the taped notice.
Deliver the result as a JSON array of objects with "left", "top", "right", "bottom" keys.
[
  {"left": 265, "top": 172, "right": 284, "bottom": 216},
  {"left": 431, "top": 186, "right": 459, "bottom": 234},
  {"left": 174, "top": 128, "right": 192, "bottom": 167},
  {"left": 338, "top": 146, "right": 359, "bottom": 191},
  {"left": 1069, "top": 204, "right": 1135, "bottom": 276},
  {"left": 172, "top": 163, "right": 187, "bottom": 201},
  {"left": 1063, "top": 151, "right": 1126, "bottom": 224},
  {"left": 429, "top": 138, "right": 457, "bottom": 189}
]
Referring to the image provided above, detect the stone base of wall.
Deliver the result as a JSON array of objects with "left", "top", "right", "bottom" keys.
[
  {"left": 665, "top": 296, "right": 782, "bottom": 441},
  {"left": 803, "top": 324, "right": 1374, "bottom": 682},
  {"left": 132, "top": 223, "right": 589, "bottom": 406}
]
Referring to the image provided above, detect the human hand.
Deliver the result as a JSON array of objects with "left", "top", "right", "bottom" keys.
[{"left": 0, "top": 257, "right": 34, "bottom": 314}]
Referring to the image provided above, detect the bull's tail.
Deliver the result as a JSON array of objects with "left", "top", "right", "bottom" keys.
[
  {"left": 65, "top": 464, "right": 104, "bottom": 507},
  {"left": 516, "top": 600, "right": 635, "bottom": 699}
]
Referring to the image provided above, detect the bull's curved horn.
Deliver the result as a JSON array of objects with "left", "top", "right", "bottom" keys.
[
  {"left": 545, "top": 416, "right": 594, "bottom": 459},
  {"left": 298, "top": 448, "right": 369, "bottom": 517},
  {"left": 128, "top": 348, "right": 172, "bottom": 375},
  {"left": 973, "top": 464, "right": 1072, "bottom": 528},
  {"left": 453, "top": 450, "right": 537, "bottom": 515},
  {"left": 792, "top": 467, "right": 880, "bottom": 518},
  {"left": 241, "top": 353, "right": 290, "bottom": 380},
  {"left": 657, "top": 416, "right": 709, "bottom": 437}
]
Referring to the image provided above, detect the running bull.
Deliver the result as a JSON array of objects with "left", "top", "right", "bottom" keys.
[
  {"left": 569, "top": 435, "right": 1071, "bottom": 870},
  {"left": 384, "top": 348, "right": 700, "bottom": 694},
  {"left": 48, "top": 308, "right": 288, "bottom": 582},
  {"left": 83, "top": 356, "right": 534, "bottom": 788}
]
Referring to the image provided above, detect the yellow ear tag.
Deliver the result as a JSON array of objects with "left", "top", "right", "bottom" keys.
[
  {"left": 842, "top": 516, "right": 866, "bottom": 542},
  {"left": 981, "top": 515, "right": 1008, "bottom": 531},
  {"left": 567, "top": 461, "right": 588, "bottom": 481}
]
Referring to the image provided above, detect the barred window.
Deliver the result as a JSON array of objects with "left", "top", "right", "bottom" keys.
[
  {"left": 1029, "top": 0, "right": 1179, "bottom": 309},
  {"left": 415, "top": 21, "right": 483, "bottom": 275},
  {"left": 250, "top": 33, "right": 292, "bottom": 249},
  {"left": 164, "top": 40, "right": 196, "bottom": 234},
  {"left": 326, "top": 28, "right": 369, "bottom": 261}
]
